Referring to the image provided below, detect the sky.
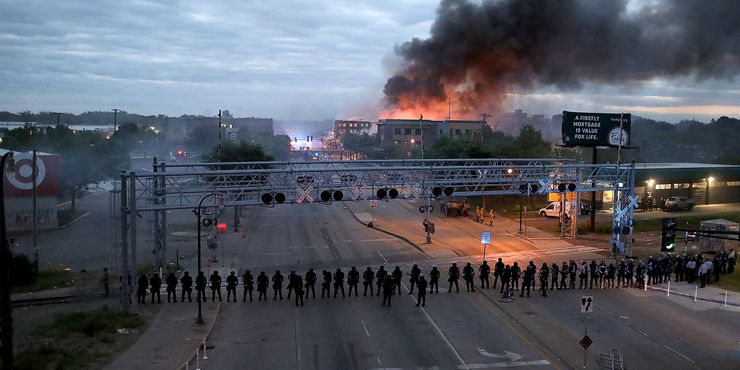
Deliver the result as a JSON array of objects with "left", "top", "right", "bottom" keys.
[{"left": 1, "top": 0, "right": 739, "bottom": 123}]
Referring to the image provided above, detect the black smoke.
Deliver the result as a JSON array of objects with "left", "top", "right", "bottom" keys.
[{"left": 384, "top": 0, "right": 740, "bottom": 112}]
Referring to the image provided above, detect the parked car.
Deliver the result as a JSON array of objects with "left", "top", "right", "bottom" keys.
[{"left": 662, "top": 196, "right": 694, "bottom": 212}]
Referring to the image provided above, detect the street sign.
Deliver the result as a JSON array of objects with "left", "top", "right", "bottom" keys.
[
  {"left": 562, "top": 111, "right": 631, "bottom": 147},
  {"left": 481, "top": 232, "right": 491, "bottom": 244},
  {"left": 579, "top": 335, "right": 593, "bottom": 349},
  {"left": 370, "top": 200, "right": 377, "bottom": 208},
  {"left": 580, "top": 296, "right": 594, "bottom": 313}
]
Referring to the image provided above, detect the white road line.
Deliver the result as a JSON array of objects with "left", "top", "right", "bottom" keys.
[
  {"left": 343, "top": 238, "right": 397, "bottom": 242},
  {"left": 663, "top": 344, "right": 695, "bottom": 363},
  {"left": 637, "top": 329, "right": 649, "bottom": 337},
  {"left": 463, "top": 360, "right": 550, "bottom": 368},
  {"left": 377, "top": 250, "right": 389, "bottom": 264},
  {"left": 361, "top": 319, "right": 371, "bottom": 337}
]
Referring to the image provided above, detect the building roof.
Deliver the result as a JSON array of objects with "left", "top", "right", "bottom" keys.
[{"left": 633, "top": 162, "right": 740, "bottom": 183}]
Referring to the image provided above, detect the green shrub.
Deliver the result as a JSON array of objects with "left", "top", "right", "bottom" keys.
[{"left": 11, "top": 253, "right": 37, "bottom": 287}]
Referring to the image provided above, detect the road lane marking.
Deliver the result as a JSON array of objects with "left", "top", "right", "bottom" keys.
[
  {"left": 463, "top": 360, "right": 550, "bottom": 368},
  {"left": 342, "top": 238, "right": 397, "bottom": 242},
  {"left": 637, "top": 329, "right": 649, "bottom": 337},
  {"left": 476, "top": 348, "right": 522, "bottom": 362},
  {"left": 377, "top": 250, "right": 389, "bottom": 264},
  {"left": 361, "top": 320, "right": 371, "bottom": 337},
  {"left": 663, "top": 344, "right": 695, "bottom": 363}
]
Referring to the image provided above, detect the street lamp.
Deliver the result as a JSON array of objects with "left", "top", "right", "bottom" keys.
[
  {"left": 1, "top": 151, "right": 15, "bottom": 369},
  {"left": 194, "top": 192, "right": 224, "bottom": 325}
]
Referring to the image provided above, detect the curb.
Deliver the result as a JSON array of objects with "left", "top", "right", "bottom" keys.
[
  {"left": 179, "top": 302, "right": 223, "bottom": 370},
  {"left": 648, "top": 286, "right": 739, "bottom": 307},
  {"left": 342, "top": 204, "right": 431, "bottom": 257},
  {"left": 58, "top": 210, "right": 90, "bottom": 229}
]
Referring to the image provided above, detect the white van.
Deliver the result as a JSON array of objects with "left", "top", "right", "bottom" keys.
[{"left": 539, "top": 201, "right": 576, "bottom": 218}]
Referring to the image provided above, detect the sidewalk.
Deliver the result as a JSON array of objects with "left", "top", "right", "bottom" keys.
[
  {"left": 648, "top": 280, "right": 740, "bottom": 307},
  {"left": 105, "top": 301, "right": 221, "bottom": 370}
]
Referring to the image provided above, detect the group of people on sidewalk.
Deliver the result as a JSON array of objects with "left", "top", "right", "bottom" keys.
[{"left": 127, "top": 248, "right": 736, "bottom": 306}]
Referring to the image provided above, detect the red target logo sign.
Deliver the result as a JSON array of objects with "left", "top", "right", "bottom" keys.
[{"left": 7, "top": 153, "right": 46, "bottom": 191}]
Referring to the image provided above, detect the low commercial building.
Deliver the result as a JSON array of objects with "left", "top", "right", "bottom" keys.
[
  {"left": 377, "top": 118, "right": 486, "bottom": 149},
  {"left": 1, "top": 149, "right": 61, "bottom": 232},
  {"left": 333, "top": 120, "right": 373, "bottom": 139},
  {"left": 634, "top": 163, "right": 740, "bottom": 206}
]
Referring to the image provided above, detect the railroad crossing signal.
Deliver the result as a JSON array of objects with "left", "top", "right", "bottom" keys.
[
  {"left": 661, "top": 217, "right": 677, "bottom": 252},
  {"left": 580, "top": 335, "right": 593, "bottom": 349},
  {"left": 580, "top": 296, "right": 593, "bottom": 313}
]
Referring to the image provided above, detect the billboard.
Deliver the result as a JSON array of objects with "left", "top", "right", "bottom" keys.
[
  {"left": 3, "top": 151, "right": 60, "bottom": 197},
  {"left": 562, "top": 111, "right": 631, "bottom": 147}
]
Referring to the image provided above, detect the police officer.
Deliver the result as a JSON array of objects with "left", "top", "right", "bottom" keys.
[
  {"left": 101, "top": 267, "right": 110, "bottom": 296},
  {"left": 463, "top": 262, "right": 476, "bottom": 292},
  {"left": 195, "top": 271, "right": 207, "bottom": 302},
  {"left": 448, "top": 263, "right": 460, "bottom": 293},
  {"left": 598, "top": 260, "right": 607, "bottom": 289},
  {"left": 256, "top": 271, "right": 269, "bottom": 301},
  {"left": 226, "top": 271, "right": 238, "bottom": 302},
  {"left": 589, "top": 260, "right": 598, "bottom": 289},
  {"left": 416, "top": 275, "right": 428, "bottom": 307},
  {"left": 210, "top": 271, "right": 222, "bottom": 301},
  {"left": 376, "top": 266, "right": 387, "bottom": 296},
  {"left": 429, "top": 265, "right": 440, "bottom": 294},
  {"left": 493, "top": 258, "right": 504, "bottom": 289},
  {"left": 242, "top": 270, "right": 254, "bottom": 302},
  {"left": 559, "top": 261, "right": 568, "bottom": 290},
  {"left": 626, "top": 259, "right": 635, "bottom": 287},
  {"left": 286, "top": 271, "right": 297, "bottom": 299},
  {"left": 607, "top": 263, "right": 616, "bottom": 288},
  {"left": 479, "top": 260, "right": 491, "bottom": 289},
  {"left": 363, "top": 267, "right": 375, "bottom": 296},
  {"left": 305, "top": 268, "right": 317, "bottom": 299},
  {"left": 272, "top": 270, "right": 284, "bottom": 300},
  {"left": 348, "top": 267, "right": 360, "bottom": 297},
  {"left": 181, "top": 271, "right": 193, "bottom": 302},
  {"left": 578, "top": 261, "right": 588, "bottom": 289},
  {"left": 137, "top": 273, "right": 149, "bottom": 304},
  {"left": 550, "top": 262, "right": 559, "bottom": 290},
  {"left": 408, "top": 264, "right": 421, "bottom": 294},
  {"left": 150, "top": 273, "right": 162, "bottom": 304},
  {"left": 520, "top": 261, "right": 535, "bottom": 297},
  {"left": 568, "top": 260, "right": 578, "bottom": 289},
  {"left": 166, "top": 272, "right": 178, "bottom": 303},
  {"left": 392, "top": 266, "right": 403, "bottom": 295},
  {"left": 617, "top": 260, "right": 626, "bottom": 288},
  {"left": 382, "top": 275, "right": 395, "bottom": 306},
  {"left": 321, "top": 270, "right": 332, "bottom": 298},
  {"left": 511, "top": 261, "right": 521, "bottom": 290},
  {"left": 539, "top": 262, "right": 550, "bottom": 297},
  {"left": 333, "top": 268, "right": 345, "bottom": 298},
  {"left": 294, "top": 273, "right": 305, "bottom": 307},
  {"left": 500, "top": 265, "right": 511, "bottom": 293}
]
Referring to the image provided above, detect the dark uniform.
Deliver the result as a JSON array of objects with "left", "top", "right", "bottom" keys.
[
  {"left": 348, "top": 267, "right": 360, "bottom": 297},
  {"left": 242, "top": 271, "right": 254, "bottom": 302},
  {"left": 137, "top": 274, "right": 149, "bottom": 304},
  {"left": 286, "top": 271, "right": 297, "bottom": 299},
  {"left": 626, "top": 260, "right": 635, "bottom": 287},
  {"left": 166, "top": 272, "right": 178, "bottom": 303},
  {"left": 272, "top": 271, "right": 284, "bottom": 300},
  {"left": 617, "top": 261, "right": 626, "bottom": 288},
  {"left": 429, "top": 266, "right": 440, "bottom": 293},
  {"left": 226, "top": 271, "right": 238, "bottom": 302},
  {"left": 333, "top": 268, "right": 345, "bottom": 298},
  {"left": 382, "top": 275, "right": 395, "bottom": 306},
  {"left": 392, "top": 266, "right": 403, "bottom": 295},
  {"left": 363, "top": 267, "right": 375, "bottom": 296},
  {"left": 500, "top": 265, "right": 511, "bottom": 293},
  {"left": 305, "top": 269, "right": 317, "bottom": 299},
  {"left": 408, "top": 264, "right": 421, "bottom": 294},
  {"left": 195, "top": 272, "right": 207, "bottom": 302},
  {"left": 321, "top": 270, "right": 332, "bottom": 298},
  {"left": 416, "top": 276, "right": 428, "bottom": 307},
  {"left": 479, "top": 261, "right": 491, "bottom": 289},
  {"left": 559, "top": 262, "right": 568, "bottom": 290},
  {"left": 257, "top": 272, "right": 269, "bottom": 301},
  {"left": 493, "top": 258, "right": 504, "bottom": 289},
  {"left": 520, "top": 262, "right": 535, "bottom": 297},
  {"left": 150, "top": 273, "right": 162, "bottom": 304},
  {"left": 448, "top": 263, "right": 460, "bottom": 292},
  {"left": 181, "top": 271, "right": 193, "bottom": 302},
  {"left": 294, "top": 274, "right": 304, "bottom": 307},
  {"left": 578, "top": 262, "right": 588, "bottom": 289},
  {"left": 210, "top": 271, "right": 222, "bottom": 301},
  {"left": 376, "top": 266, "right": 387, "bottom": 296},
  {"left": 550, "top": 263, "right": 559, "bottom": 290},
  {"left": 511, "top": 262, "right": 521, "bottom": 290},
  {"left": 539, "top": 263, "right": 550, "bottom": 297},
  {"left": 568, "top": 260, "right": 577, "bottom": 289},
  {"left": 463, "top": 263, "right": 476, "bottom": 292},
  {"left": 607, "top": 263, "right": 616, "bottom": 288},
  {"left": 589, "top": 260, "right": 598, "bottom": 289}
]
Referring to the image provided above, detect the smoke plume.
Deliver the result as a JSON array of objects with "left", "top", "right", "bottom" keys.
[{"left": 383, "top": 0, "right": 740, "bottom": 117}]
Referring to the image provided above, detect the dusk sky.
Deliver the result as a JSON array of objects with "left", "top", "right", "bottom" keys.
[{"left": 1, "top": 0, "right": 739, "bottom": 122}]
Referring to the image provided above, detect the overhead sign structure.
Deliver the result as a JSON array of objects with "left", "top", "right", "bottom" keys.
[
  {"left": 562, "top": 111, "right": 631, "bottom": 148},
  {"left": 481, "top": 231, "right": 491, "bottom": 244},
  {"left": 580, "top": 296, "right": 594, "bottom": 313}
]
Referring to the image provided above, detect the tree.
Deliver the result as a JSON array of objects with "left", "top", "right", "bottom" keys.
[
  {"left": 340, "top": 133, "right": 381, "bottom": 158},
  {"left": 208, "top": 140, "right": 273, "bottom": 163}
]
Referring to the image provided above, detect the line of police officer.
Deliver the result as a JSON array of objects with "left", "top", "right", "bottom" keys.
[{"left": 132, "top": 250, "right": 736, "bottom": 306}]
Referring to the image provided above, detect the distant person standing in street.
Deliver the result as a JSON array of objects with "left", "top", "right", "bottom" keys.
[
  {"left": 489, "top": 209, "right": 495, "bottom": 226},
  {"left": 363, "top": 267, "right": 375, "bottom": 296},
  {"left": 226, "top": 271, "right": 238, "bottom": 302},
  {"left": 286, "top": 271, "right": 297, "bottom": 299},
  {"left": 416, "top": 275, "right": 428, "bottom": 307},
  {"left": 321, "top": 270, "right": 332, "bottom": 298},
  {"left": 520, "top": 261, "right": 535, "bottom": 297},
  {"left": 137, "top": 273, "right": 149, "bottom": 304},
  {"left": 196, "top": 271, "right": 207, "bottom": 302},
  {"left": 493, "top": 258, "right": 504, "bottom": 289},
  {"left": 511, "top": 262, "right": 521, "bottom": 290},
  {"left": 550, "top": 263, "right": 559, "bottom": 290},
  {"left": 348, "top": 267, "right": 360, "bottom": 297},
  {"left": 242, "top": 270, "right": 254, "bottom": 302},
  {"left": 181, "top": 271, "right": 193, "bottom": 302},
  {"left": 448, "top": 263, "right": 460, "bottom": 293},
  {"left": 305, "top": 268, "right": 317, "bottom": 299},
  {"left": 256, "top": 272, "right": 269, "bottom": 301},
  {"left": 463, "top": 262, "right": 476, "bottom": 292},
  {"left": 166, "top": 272, "right": 178, "bottom": 303},
  {"left": 210, "top": 271, "right": 222, "bottom": 302},
  {"left": 392, "top": 266, "right": 403, "bottom": 295},
  {"left": 479, "top": 260, "right": 491, "bottom": 289},
  {"left": 578, "top": 261, "right": 588, "bottom": 289},
  {"left": 569, "top": 260, "right": 577, "bottom": 289},
  {"left": 101, "top": 267, "right": 110, "bottom": 296},
  {"left": 539, "top": 263, "right": 550, "bottom": 297},
  {"left": 150, "top": 273, "right": 162, "bottom": 304},
  {"left": 333, "top": 268, "right": 346, "bottom": 298},
  {"left": 408, "top": 264, "right": 421, "bottom": 294},
  {"left": 294, "top": 274, "right": 305, "bottom": 307},
  {"left": 382, "top": 275, "right": 395, "bottom": 306},
  {"left": 272, "top": 270, "right": 284, "bottom": 300},
  {"left": 376, "top": 266, "right": 387, "bottom": 296},
  {"left": 559, "top": 261, "right": 568, "bottom": 290},
  {"left": 429, "top": 266, "right": 440, "bottom": 293}
]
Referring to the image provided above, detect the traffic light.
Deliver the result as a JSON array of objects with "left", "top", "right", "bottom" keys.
[{"left": 661, "top": 217, "right": 677, "bottom": 252}]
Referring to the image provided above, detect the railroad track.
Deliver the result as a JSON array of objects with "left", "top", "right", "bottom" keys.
[{"left": 11, "top": 293, "right": 100, "bottom": 308}]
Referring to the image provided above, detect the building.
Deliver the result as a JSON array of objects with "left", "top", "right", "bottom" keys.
[
  {"left": 229, "top": 117, "right": 274, "bottom": 137},
  {"left": 333, "top": 120, "right": 374, "bottom": 139},
  {"left": 377, "top": 119, "right": 486, "bottom": 149},
  {"left": 634, "top": 163, "right": 740, "bottom": 206},
  {"left": 1, "top": 149, "right": 61, "bottom": 232}
]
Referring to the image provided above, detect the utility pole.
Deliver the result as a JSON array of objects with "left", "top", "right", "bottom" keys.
[
  {"left": 217, "top": 110, "right": 222, "bottom": 162},
  {"left": 112, "top": 108, "right": 119, "bottom": 132},
  {"left": 32, "top": 150, "right": 38, "bottom": 270},
  {"left": 447, "top": 98, "right": 451, "bottom": 121},
  {"left": 419, "top": 114, "right": 424, "bottom": 160}
]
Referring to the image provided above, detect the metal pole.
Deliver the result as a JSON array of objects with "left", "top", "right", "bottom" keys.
[
  {"left": 1, "top": 152, "right": 15, "bottom": 369},
  {"left": 129, "top": 172, "right": 138, "bottom": 313},
  {"left": 518, "top": 198, "right": 523, "bottom": 233},
  {"left": 32, "top": 150, "right": 39, "bottom": 270},
  {"left": 217, "top": 110, "right": 222, "bottom": 162},
  {"left": 113, "top": 108, "right": 119, "bottom": 132},
  {"left": 153, "top": 159, "right": 160, "bottom": 270},
  {"left": 120, "top": 171, "right": 130, "bottom": 314},
  {"left": 419, "top": 114, "right": 424, "bottom": 160},
  {"left": 160, "top": 162, "right": 167, "bottom": 269},
  {"left": 590, "top": 147, "right": 597, "bottom": 233},
  {"left": 196, "top": 204, "right": 204, "bottom": 324}
]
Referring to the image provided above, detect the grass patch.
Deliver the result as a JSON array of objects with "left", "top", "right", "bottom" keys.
[
  {"left": 45, "top": 306, "right": 146, "bottom": 337},
  {"left": 716, "top": 271, "right": 740, "bottom": 293},
  {"left": 57, "top": 209, "right": 87, "bottom": 226},
  {"left": 11, "top": 270, "right": 90, "bottom": 294},
  {"left": 14, "top": 344, "right": 94, "bottom": 370}
]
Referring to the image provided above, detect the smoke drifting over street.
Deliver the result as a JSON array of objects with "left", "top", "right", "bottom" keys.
[{"left": 383, "top": 0, "right": 740, "bottom": 118}]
